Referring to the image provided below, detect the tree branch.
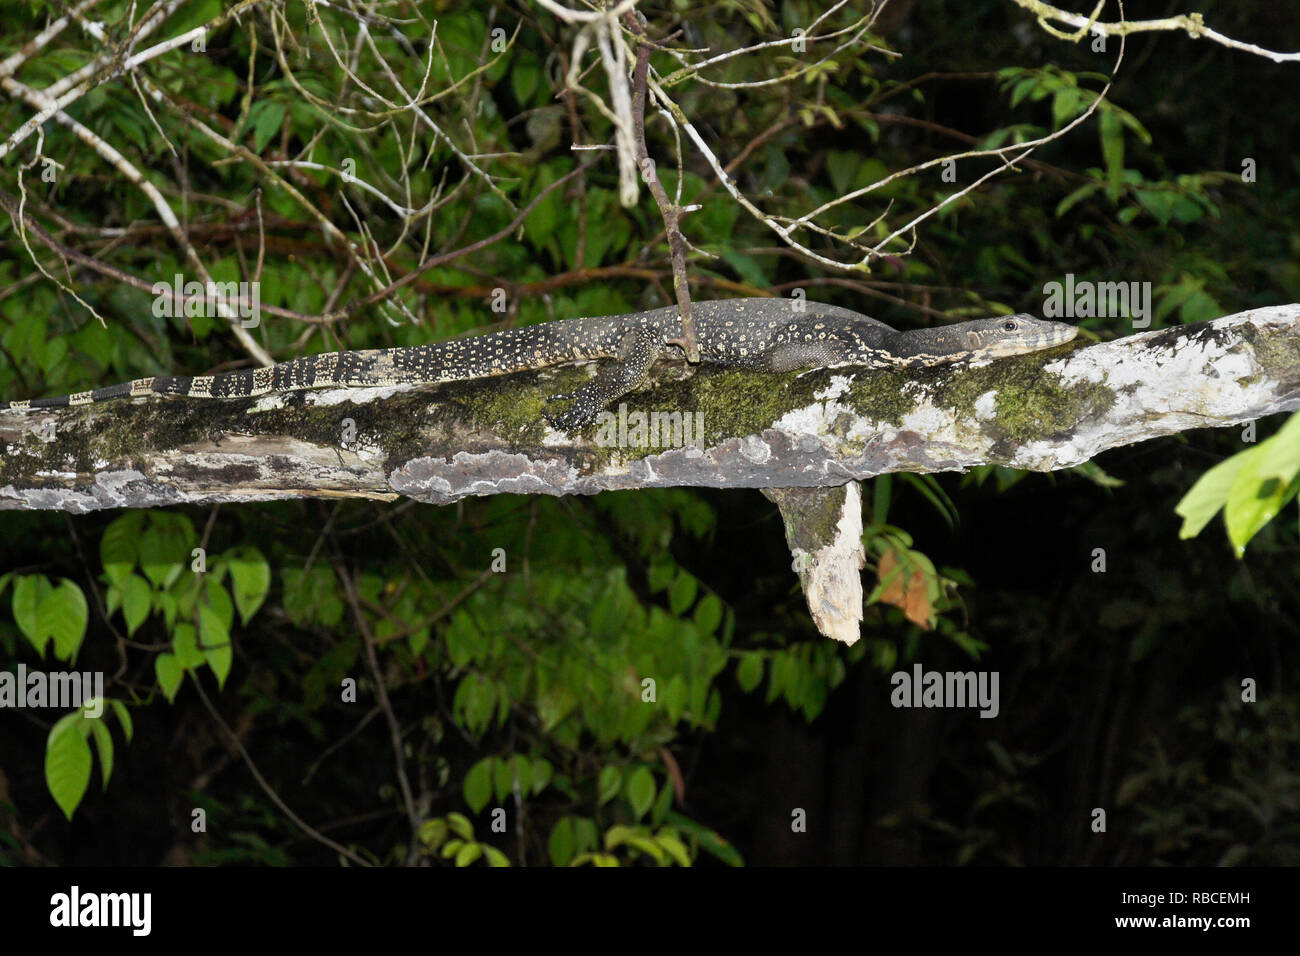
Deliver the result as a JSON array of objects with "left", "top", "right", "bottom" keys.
[{"left": 2, "top": 306, "right": 1297, "bottom": 512}]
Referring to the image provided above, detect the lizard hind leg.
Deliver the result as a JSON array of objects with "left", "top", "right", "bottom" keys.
[{"left": 544, "top": 326, "right": 662, "bottom": 431}]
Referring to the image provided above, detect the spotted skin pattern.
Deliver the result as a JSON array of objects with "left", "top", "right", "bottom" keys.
[{"left": 4, "top": 298, "right": 1077, "bottom": 429}]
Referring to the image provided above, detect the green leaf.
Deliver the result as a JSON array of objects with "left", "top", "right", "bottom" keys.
[
  {"left": 548, "top": 817, "right": 576, "bottom": 866},
  {"left": 523, "top": 162, "right": 565, "bottom": 248},
  {"left": 155, "top": 653, "right": 183, "bottom": 703},
  {"left": 655, "top": 831, "right": 692, "bottom": 866},
  {"left": 464, "top": 757, "right": 493, "bottom": 813},
  {"left": 667, "top": 811, "right": 744, "bottom": 866},
  {"left": 445, "top": 812, "right": 473, "bottom": 840},
  {"left": 647, "top": 558, "right": 675, "bottom": 593},
  {"left": 40, "top": 336, "right": 68, "bottom": 375},
  {"left": 7, "top": 312, "right": 47, "bottom": 365},
  {"left": 511, "top": 59, "right": 540, "bottom": 105},
  {"left": 204, "top": 638, "right": 233, "bottom": 688},
  {"left": 626, "top": 766, "right": 656, "bottom": 820},
  {"left": 605, "top": 825, "right": 667, "bottom": 863},
  {"left": 46, "top": 579, "right": 88, "bottom": 662},
  {"left": 198, "top": 605, "right": 232, "bottom": 686},
  {"left": 737, "top": 652, "right": 764, "bottom": 692},
  {"left": 121, "top": 574, "right": 151, "bottom": 636},
  {"left": 537, "top": 683, "right": 576, "bottom": 733},
  {"left": 1099, "top": 107, "right": 1124, "bottom": 202},
  {"left": 826, "top": 150, "right": 859, "bottom": 196},
  {"left": 574, "top": 817, "right": 598, "bottom": 854},
  {"left": 1069, "top": 460, "right": 1126, "bottom": 489},
  {"left": 717, "top": 249, "right": 768, "bottom": 289},
  {"left": 454, "top": 842, "right": 482, "bottom": 867},
  {"left": 1175, "top": 451, "right": 1251, "bottom": 539},
  {"left": 508, "top": 754, "right": 532, "bottom": 798},
  {"left": 693, "top": 594, "right": 723, "bottom": 635},
  {"left": 899, "top": 473, "right": 959, "bottom": 529},
  {"left": 1051, "top": 87, "right": 1088, "bottom": 128},
  {"left": 12, "top": 574, "right": 50, "bottom": 655},
  {"left": 46, "top": 714, "right": 92, "bottom": 820},
  {"left": 1055, "top": 181, "right": 1102, "bottom": 219},
  {"left": 87, "top": 717, "right": 114, "bottom": 790},
  {"left": 1251, "top": 412, "right": 1300, "bottom": 483},
  {"left": 1223, "top": 426, "right": 1300, "bottom": 555},
  {"left": 110, "top": 700, "right": 134, "bottom": 742},
  {"left": 452, "top": 674, "right": 497, "bottom": 737},
  {"left": 203, "top": 579, "right": 235, "bottom": 632},
  {"left": 663, "top": 673, "right": 687, "bottom": 724},
  {"left": 530, "top": 757, "right": 553, "bottom": 795},
  {"left": 481, "top": 844, "right": 511, "bottom": 867},
  {"left": 172, "top": 622, "right": 204, "bottom": 669},
  {"left": 1009, "top": 77, "right": 1037, "bottom": 109},
  {"left": 493, "top": 755, "right": 513, "bottom": 803},
  {"left": 597, "top": 765, "right": 622, "bottom": 806},
  {"left": 227, "top": 546, "right": 270, "bottom": 625},
  {"left": 139, "top": 525, "right": 184, "bottom": 588},
  {"left": 650, "top": 779, "right": 674, "bottom": 824},
  {"left": 668, "top": 572, "right": 697, "bottom": 616},
  {"left": 1134, "top": 188, "right": 1179, "bottom": 225},
  {"left": 419, "top": 818, "right": 448, "bottom": 851},
  {"left": 252, "top": 101, "right": 287, "bottom": 153},
  {"left": 158, "top": 591, "right": 177, "bottom": 630},
  {"left": 100, "top": 514, "right": 142, "bottom": 587}
]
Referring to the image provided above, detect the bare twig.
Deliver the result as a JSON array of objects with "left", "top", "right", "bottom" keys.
[
  {"left": 624, "top": 13, "right": 697, "bottom": 361},
  {"left": 333, "top": 558, "right": 422, "bottom": 864},
  {"left": 190, "top": 676, "right": 373, "bottom": 866},
  {"left": 1010, "top": 0, "right": 1300, "bottom": 62}
]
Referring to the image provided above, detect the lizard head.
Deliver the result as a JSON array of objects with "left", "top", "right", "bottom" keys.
[
  {"left": 889, "top": 314, "right": 1079, "bottom": 367},
  {"left": 957, "top": 313, "right": 1078, "bottom": 359}
]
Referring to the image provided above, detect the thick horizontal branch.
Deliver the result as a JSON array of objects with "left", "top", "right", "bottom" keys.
[{"left": 2, "top": 305, "right": 1298, "bottom": 511}]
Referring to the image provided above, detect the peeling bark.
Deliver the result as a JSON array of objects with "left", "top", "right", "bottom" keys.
[
  {"left": 2, "top": 305, "right": 1298, "bottom": 512},
  {"left": 763, "top": 485, "right": 868, "bottom": 645}
]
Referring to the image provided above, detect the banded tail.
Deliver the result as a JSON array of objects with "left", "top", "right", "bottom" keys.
[{"left": 4, "top": 318, "right": 628, "bottom": 411}]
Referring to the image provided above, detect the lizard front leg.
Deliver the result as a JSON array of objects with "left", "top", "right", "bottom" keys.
[{"left": 544, "top": 326, "right": 662, "bottom": 430}]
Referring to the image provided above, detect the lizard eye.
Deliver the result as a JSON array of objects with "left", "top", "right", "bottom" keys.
[{"left": 1003, "top": 321, "right": 1018, "bottom": 332}]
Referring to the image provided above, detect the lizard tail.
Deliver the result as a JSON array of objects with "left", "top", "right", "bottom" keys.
[{"left": 4, "top": 317, "right": 632, "bottom": 409}]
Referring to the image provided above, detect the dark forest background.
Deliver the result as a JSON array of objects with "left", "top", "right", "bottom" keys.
[{"left": 1, "top": 0, "right": 1298, "bottom": 866}]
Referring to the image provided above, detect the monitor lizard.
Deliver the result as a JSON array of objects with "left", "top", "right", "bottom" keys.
[{"left": 3, "top": 298, "right": 1077, "bottom": 429}]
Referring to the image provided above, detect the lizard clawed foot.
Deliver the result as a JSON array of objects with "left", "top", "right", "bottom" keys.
[
  {"left": 542, "top": 388, "right": 602, "bottom": 431},
  {"left": 541, "top": 401, "right": 597, "bottom": 432}
]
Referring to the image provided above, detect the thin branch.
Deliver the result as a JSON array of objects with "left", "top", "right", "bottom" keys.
[
  {"left": 624, "top": 13, "right": 697, "bottom": 361},
  {"left": 334, "top": 558, "right": 422, "bottom": 863},
  {"left": 1009, "top": 0, "right": 1300, "bottom": 62},
  {"left": 190, "top": 676, "right": 373, "bottom": 866}
]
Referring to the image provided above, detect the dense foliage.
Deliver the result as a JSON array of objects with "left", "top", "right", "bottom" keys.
[{"left": 1, "top": 0, "right": 1298, "bottom": 865}]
